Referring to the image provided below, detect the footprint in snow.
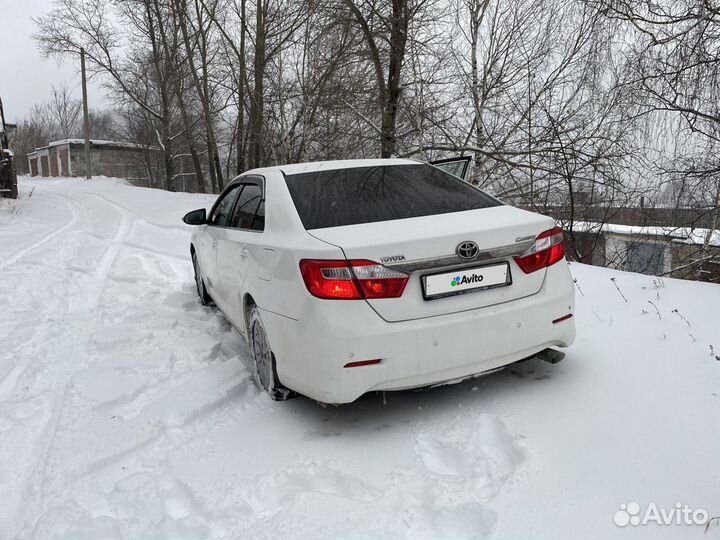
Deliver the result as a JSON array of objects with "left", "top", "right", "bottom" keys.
[
  {"left": 414, "top": 415, "right": 524, "bottom": 500},
  {"left": 240, "top": 459, "right": 381, "bottom": 521}
]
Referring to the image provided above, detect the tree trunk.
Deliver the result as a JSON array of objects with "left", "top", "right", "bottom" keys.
[
  {"left": 345, "top": 0, "right": 408, "bottom": 158},
  {"left": 152, "top": 0, "right": 206, "bottom": 193},
  {"left": 249, "top": 0, "right": 265, "bottom": 168},
  {"left": 470, "top": 0, "right": 490, "bottom": 179},
  {"left": 144, "top": 0, "right": 174, "bottom": 191},
  {"left": 195, "top": 0, "right": 224, "bottom": 189},
  {"left": 236, "top": 0, "right": 247, "bottom": 175},
  {"left": 162, "top": 125, "right": 175, "bottom": 192},
  {"left": 174, "top": 0, "right": 221, "bottom": 192},
  {"left": 380, "top": 0, "right": 408, "bottom": 158},
  {"left": 159, "top": 73, "right": 174, "bottom": 191}
]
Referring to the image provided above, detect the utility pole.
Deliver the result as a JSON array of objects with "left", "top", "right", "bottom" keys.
[{"left": 81, "top": 47, "right": 92, "bottom": 179}]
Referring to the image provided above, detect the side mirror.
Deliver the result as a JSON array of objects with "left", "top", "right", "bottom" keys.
[{"left": 183, "top": 208, "right": 207, "bottom": 225}]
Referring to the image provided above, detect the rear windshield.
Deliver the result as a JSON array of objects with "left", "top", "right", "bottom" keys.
[{"left": 284, "top": 164, "right": 501, "bottom": 229}]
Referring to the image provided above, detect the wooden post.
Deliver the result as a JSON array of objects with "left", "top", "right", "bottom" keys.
[{"left": 81, "top": 48, "right": 92, "bottom": 179}]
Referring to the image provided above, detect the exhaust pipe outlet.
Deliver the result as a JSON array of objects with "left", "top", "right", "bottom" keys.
[{"left": 535, "top": 348, "right": 565, "bottom": 364}]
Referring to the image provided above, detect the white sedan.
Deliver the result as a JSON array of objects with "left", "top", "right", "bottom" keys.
[{"left": 183, "top": 158, "right": 575, "bottom": 404}]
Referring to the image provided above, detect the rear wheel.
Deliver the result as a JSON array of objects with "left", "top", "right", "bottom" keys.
[
  {"left": 248, "top": 305, "right": 292, "bottom": 401},
  {"left": 192, "top": 251, "right": 213, "bottom": 306},
  {"left": 0, "top": 155, "right": 17, "bottom": 199},
  {"left": 9, "top": 158, "right": 17, "bottom": 199}
]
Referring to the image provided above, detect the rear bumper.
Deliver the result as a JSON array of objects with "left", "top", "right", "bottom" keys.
[{"left": 261, "top": 262, "right": 575, "bottom": 403}]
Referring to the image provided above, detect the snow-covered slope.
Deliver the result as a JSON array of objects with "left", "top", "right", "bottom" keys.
[{"left": 1, "top": 177, "right": 719, "bottom": 540}]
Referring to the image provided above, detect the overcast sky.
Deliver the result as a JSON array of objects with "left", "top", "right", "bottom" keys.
[{"left": 0, "top": 0, "right": 106, "bottom": 123}]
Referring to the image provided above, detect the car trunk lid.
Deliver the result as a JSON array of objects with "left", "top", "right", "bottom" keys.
[{"left": 308, "top": 205, "right": 555, "bottom": 322}]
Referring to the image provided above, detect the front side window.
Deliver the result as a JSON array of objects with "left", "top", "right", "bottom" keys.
[
  {"left": 209, "top": 185, "right": 241, "bottom": 226},
  {"left": 229, "top": 183, "right": 264, "bottom": 231},
  {"left": 284, "top": 163, "right": 501, "bottom": 230}
]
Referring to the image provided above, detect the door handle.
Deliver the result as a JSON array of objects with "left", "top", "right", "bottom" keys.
[
  {"left": 240, "top": 248, "right": 250, "bottom": 258},
  {"left": 212, "top": 239, "right": 218, "bottom": 249}
]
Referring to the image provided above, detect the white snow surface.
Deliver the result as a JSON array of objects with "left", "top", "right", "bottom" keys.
[{"left": 1, "top": 176, "right": 719, "bottom": 540}]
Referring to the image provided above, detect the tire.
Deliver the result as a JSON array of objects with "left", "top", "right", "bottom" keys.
[
  {"left": 9, "top": 158, "right": 17, "bottom": 200},
  {"left": 0, "top": 155, "right": 16, "bottom": 199},
  {"left": 248, "top": 305, "right": 292, "bottom": 401},
  {"left": 192, "top": 251, "right": 213, "bottom": 306}
]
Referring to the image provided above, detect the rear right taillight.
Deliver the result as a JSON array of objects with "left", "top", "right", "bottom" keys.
[
  {"left": 514, "top": 226, "right": 566, "bottom": 274},
  {"left": 299, "top": 259, "right": 409, "bottom": 300}
]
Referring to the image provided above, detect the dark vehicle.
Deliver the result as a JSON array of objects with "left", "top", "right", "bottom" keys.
[{"left": 0, "top": 98, "right": 18, "bottom": 200}]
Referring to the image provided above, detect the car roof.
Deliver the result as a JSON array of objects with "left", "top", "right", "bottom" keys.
[{"left": 244, "top": 158, "right": 422, "bottom": 178}]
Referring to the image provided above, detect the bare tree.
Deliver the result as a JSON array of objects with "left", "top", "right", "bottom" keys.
[
  {"left": 597, "top": 0, "right": 720, "bottom": 276},
  {"left": 35, "top": 0, "right": 179, "bottom": 190},
  {"left": 172, "top": 0, "right": 224, "bottom": 191},
  {"left": 47, "top": 83, "right": 83, "bottom": 139},
  {"left": 342, "top": 0, "right": 430, "bottom": 157}
]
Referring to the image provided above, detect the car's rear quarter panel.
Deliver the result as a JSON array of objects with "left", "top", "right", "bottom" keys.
[{"left": 239, "top": 170, "right": 346, "bottom": 325}]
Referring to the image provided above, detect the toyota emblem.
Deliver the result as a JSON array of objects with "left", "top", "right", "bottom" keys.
[{"left": 456, "top": 241, "right": 479, "bottom": 260}]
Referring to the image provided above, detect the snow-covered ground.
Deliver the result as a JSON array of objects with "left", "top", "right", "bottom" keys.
[{"left": 1, "top": 177, "right": 719, "bottom": 540}]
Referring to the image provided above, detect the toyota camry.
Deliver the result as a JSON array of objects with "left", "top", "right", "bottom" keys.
[{"left": 183, "top": 158, "right": 575, "bottom": 404}]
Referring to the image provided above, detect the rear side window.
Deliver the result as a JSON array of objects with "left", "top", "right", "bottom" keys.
[
  {"left": 229, "top": 183, "right": 264, "bottom": 231},
  {"left": 284, "top": 164, "right": 501, "bottom": 230}
]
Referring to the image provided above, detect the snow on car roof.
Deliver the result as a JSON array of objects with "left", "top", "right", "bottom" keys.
[{"left": 276, "top": 158, "right": 421, "bottom": 176}]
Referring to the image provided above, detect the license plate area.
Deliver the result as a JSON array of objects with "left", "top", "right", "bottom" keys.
[{"left": 422, "top": 262, "right": 512, "bottom": 300}]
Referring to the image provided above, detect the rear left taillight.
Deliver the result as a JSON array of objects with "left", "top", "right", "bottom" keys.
[
  {"left": 299, "top": 259, "right": 409, "bottom": 300},
  {"left": 514, "top": 226, "right": 566, "bottom": 274}
]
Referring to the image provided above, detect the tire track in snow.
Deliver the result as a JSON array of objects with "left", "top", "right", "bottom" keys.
[
  {"left": 17, "top": 189, "right": 135, "bottom": 534},
  {"left": 0, "top": 191, "right": 80, "bottom": 270},
  {"left": 3, "top": 190, "right": 97, "bottom": 538},
  {"left": 121, "top": 240, "right": 187, "bottom": 261},
  {"left": 87, "top": 194, "right": 134, "bottom": 305},
  {"left": 83, "top": 191, "right": 192, "bottom": 233},
  {"left": 0, "top": 362, "right": 25, "bottom": 401},
  {"left": 6, "top": 181, "right": 248, "bottom": 538}
]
